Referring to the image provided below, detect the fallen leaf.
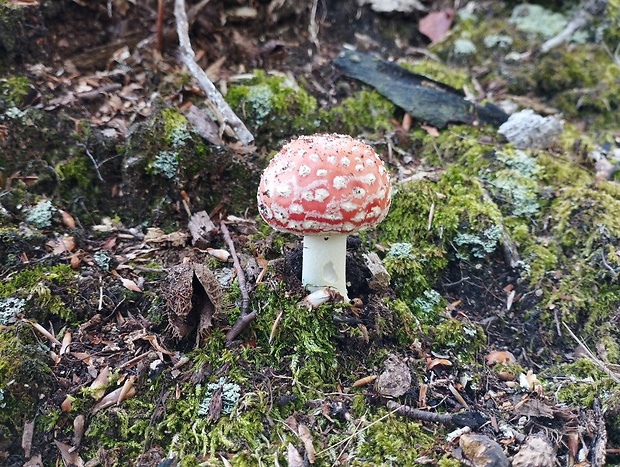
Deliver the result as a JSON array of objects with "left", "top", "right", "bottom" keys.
[
  {"left": 120, "top": 276, "right": 142, "bottom": 293},
  {"left": 92, "top": 385, "right": 136, "bottom": 413},
  {"left": 58, "top": 209, "right": 75, "bottom": 229},
  {"left": 90, "top": 367, "right": 110, "bottom": 400},
  {"left": 419, "top": 9, "right": 454, "bottom": 43},
  {"left": 22, "top": 420, "right": 34, "bottom": 458},
  {"left": 47, "top": 236, "right": 76, "bottom": 255},
  {"left": 426, "top": 357, "right": 453, "bottom": 371},
  {"left": 54, "top": 440, "right": 84, "bottom": 467},
  {"left": 421, "top": 124, "right": 440, "bottom": 137},
  {"left": 485, "top": 350, "right": 516, "bottom": 365},
  {"left": 287, "top": 443, "right": 304, "bottom": 467},
  {"left": 298, "top": 423, "right": 316, "bottom": 464}
]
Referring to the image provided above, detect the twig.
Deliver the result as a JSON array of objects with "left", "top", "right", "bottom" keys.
[
  {"left": 220, "top": 221, "right": 255, "bottom": 342},
  {"left": 156, "top": 0, "right": 165, "bottom": 53},
  {"left": 540, "top": 0, "right": 606, "bottom": 53},
  {"left": 563, "top": 322, "right": 620, "bottom": 384},
  {"left": 78, "top": 143, "right": 105, "bottom": 182},
  {"left": 386, "top": 401, "right": 486, "bottom": 429},
  {"left": 173, "top": 0, "right": 254, "bottom": 146},
  {"left": 226, "top": 311, "right": 257, "bottom": 343}
]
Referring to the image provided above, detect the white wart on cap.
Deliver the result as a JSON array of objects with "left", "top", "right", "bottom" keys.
[{"left": 257, "top": 133, "right": 391, "bottom": 235}]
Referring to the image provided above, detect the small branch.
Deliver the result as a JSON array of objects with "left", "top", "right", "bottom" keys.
[
  {"left": 540, "top": 0, "right": 606, "bottom": 53},
  {"left": 173, "top": 0, "right": 254, "bottom": 146},
  {"left": 156, "top": 0, "right": 165, "bottom": 53},
  {"left": 563, "top": 323, "right": 620, "bottom": 384},
  {"left": 78, "top": 143, "right": 105, "bottom": 182},
  {"left": 225, "top": 311, "right": 257, "bottom": 343},
  {"left": 386, "top": 401, "right": 486, "bottom": 429},
  {"left": 220, "top": 221, "right": 254, "bottom": 342}
]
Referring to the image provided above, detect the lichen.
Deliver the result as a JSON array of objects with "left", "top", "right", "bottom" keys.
[
  {"left": 198, "top": 377, "right": 241, "bottom": 417},
  {"left": 151, "top": 150, "right": 179, "bottom": 179},
  {"left": 508, "top": 4, "right": 568, "bottom": 39},
  {"left": 0, "top": 297, "right": 25, "bottom": 324},
  {"left": 25, "top": 199, "right": 55, "bottom": 228}
]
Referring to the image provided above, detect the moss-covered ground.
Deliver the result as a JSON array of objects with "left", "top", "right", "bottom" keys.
[{"left": 1, "top": 0, "right": 620, "bottom": 465}]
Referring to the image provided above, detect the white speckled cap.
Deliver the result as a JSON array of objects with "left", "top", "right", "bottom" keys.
[{"left": 257, "top": 134, "right": 391, "bottom": 235}]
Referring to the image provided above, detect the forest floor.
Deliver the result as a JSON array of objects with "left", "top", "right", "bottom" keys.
[{"left": 1, "top": 0, "right": 620, "bottom": 466}]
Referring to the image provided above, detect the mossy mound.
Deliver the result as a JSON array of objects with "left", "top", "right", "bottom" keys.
[
  {"left": 121, "top": 106, "right": 262, "bottom": 225},
  {"left": 225, "top": 71, "right": 320, "bottom": 146}
]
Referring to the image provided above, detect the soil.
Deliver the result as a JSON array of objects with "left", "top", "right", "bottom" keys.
[{"left": 1, "top": 0, "right": 620, "bottom": 466}]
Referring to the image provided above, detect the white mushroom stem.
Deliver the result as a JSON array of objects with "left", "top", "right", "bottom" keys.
[{"left": 302, "top": 235, "right": 349, "bottom": 302}]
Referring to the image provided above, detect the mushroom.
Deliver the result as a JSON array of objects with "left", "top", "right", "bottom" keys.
[{"left": 257, "top": 133, "right": 391, "bottom": 301}]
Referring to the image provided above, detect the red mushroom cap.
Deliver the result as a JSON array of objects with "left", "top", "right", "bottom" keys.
[{"left": 257, "top": 134, "right": 391, "bottom": 235}]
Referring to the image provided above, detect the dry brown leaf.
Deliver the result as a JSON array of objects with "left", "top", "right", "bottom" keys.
[
  {"left": 420, "top": 124, "right": 440, "bottom": 137},
  {"left": 61, "top": 395, "right": 73, "bottom": 412},
  {"left": 287, "top": 443, "right": 304, "bottom": 467},
  {"left": 426, "top": 357, "right": 453, "bottom": 370},
  {"left": 485, "top": 350, "right": 516, "bottom": 366},
  {"left": 117, "top": 375, "right": 136, "bottom": 406},
  {"left": 54, "top": 440, "right": 84, "bottom": 467},
  {"left": 60, "top": 330, "right": 71, "bottom": 355},
  {"left": 22, "top": 420, "right": 34, "bottom": 458},
  {"left": 120, "top": 276, "right": 142, "bottom": 292},
  {"left": 58, "top": 209, "right": 76, "bottom": 229},
  {"left": 73, "top": 414, "right": 85, "bottom": 447},
  {"left": 23, "top": 454, "right": 43, "bottom": 467},
  {"left": 90, "top": 367, "right": 110, "bottom": 401},
  {"left": 92, "top": 385, "right": 136, "bottom": 413},
  {"left": 419, "top": 9, "right": 454, "bottom": 43},
  {"left": 206, "top": 248, "right": 231, "bottom": 261},
  {"left": 47, "top": 236, "right": 76, "bottom": 255},
  {"left": 298, "top": 423, "right": 316, "bottom": 464},
  {"left": 25, "top": 320, "right": 61, "bottom": 346}
]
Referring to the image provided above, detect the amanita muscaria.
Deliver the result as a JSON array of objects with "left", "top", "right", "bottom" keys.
[{"left": 257, "top": 133, "right": 391, "bottom": 301}]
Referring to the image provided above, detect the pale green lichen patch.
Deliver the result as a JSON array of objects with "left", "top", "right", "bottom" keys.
[
  {"left": 25, "top": 199, "right": 55, "bottom": 228},
  {"left": 508, "top": 4, "right": 568, "bottom": 39},
  {"left": 0, "top": 297, "right": 25, "bottom": 324}
]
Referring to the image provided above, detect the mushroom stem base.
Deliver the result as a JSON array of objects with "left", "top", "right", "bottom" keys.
[{"left": 302, "top": 235, "right": 349, "bottom": 302}]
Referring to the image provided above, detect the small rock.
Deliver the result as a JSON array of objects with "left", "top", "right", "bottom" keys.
[
  {"left": 498, "top": 109, "right": 563, "bottom": 149},
  {"left": 376, "top": 354, "right": 411, "bottom": 398},
  {"left": 460, "top": 433, "right": 509, "bottom": 467}
]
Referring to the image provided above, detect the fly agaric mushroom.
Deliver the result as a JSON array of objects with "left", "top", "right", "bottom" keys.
[{"left": 257, "top": 133, "right": 391, "bottom": 301}]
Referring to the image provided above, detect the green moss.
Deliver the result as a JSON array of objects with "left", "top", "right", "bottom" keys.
[
  {"left": 0, "top": 330, "right": 52, "bottom": 429},
  {"left": 399, "top": 59, "right": 471, "bottom": 90},
  {"left": 428, "top": 318, "right": 486, "bottom": 364},
  {"left": 0, "top": 264, "right": 75, "bottom": 322},
  {"left": 350, "top": 409, "right": 435, "bottom": 465},
  {"left": 378, "top": 166, "right": 503, "bottom": 303},
  {"left": 544, "top": 358, "right": 615, "bottom": 407},
  {"left": 323, "top": 89, "right": 394, "bottom": 137},
  {"left": 252, "top": 284, "right": 338, "bottom": 385},
  {"left": 530, "top": 47, "right": 620, "bottom": 128},
  {"left": 225, "top": 71, "right": 319, "bottom": 145},
  {"left": 55, "top": 155, "right": 95, "bottom": 192},
  {"left": 0, "top": 75, "right": 29, "bottom": 106}
]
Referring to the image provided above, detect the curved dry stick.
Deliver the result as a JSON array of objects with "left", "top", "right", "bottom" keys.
[{"left": 174, "top": 0, "right": 254, "bottom": 146}]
